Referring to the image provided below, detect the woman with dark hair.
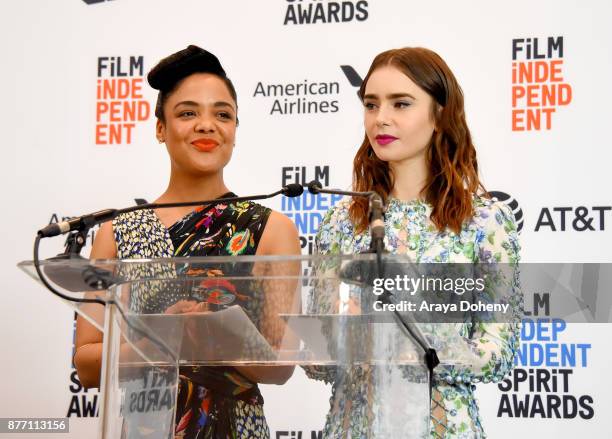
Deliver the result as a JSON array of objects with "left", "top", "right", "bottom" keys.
[
  {"left": 305, "top": 47, "right": 521, "bottom": 438},
  {"left": 74, "top": 45, "right": 300, "bottom": 438}
]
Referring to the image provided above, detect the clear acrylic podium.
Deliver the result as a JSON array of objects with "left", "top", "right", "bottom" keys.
[{"left": 19, "top": 254, "right": 484, "bottom": 439}]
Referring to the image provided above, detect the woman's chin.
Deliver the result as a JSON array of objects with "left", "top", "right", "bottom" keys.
[
  {"left": 182, "top": 155, "right": 231, "bottom": 176},
  {"left": 373, "top": 148, "right": 426, "bottom": 165}
]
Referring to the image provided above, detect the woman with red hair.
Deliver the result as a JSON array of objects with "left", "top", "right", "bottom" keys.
[{"left": 306, "top": 47, "right": 521, "bottom": 438}]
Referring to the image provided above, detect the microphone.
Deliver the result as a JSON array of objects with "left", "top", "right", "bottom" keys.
[
  {"left": 282, "top": 183, "right": 304, "bottom": 198},
  {"left": 306, "top": 180, "right": 385, "bottom": 253},
  {"left": 38, "top": 209, "right": 117, "bottom": 238},
  {"left": 369, "top": 194, "right": 385, "bottom": 254},
  {"left": 305, "top": 179, "right": 375, "bottom": 201},
  {"left": 38, "top": 185, "right": 305, "bottom": 239},
  {"left": 307, "top": 180, "right": 323, "bottom": 194}
]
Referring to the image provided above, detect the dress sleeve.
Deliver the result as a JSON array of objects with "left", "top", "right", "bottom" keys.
[
  {"left": 301, "top": 204, "right": 347, "bottom": 384},
  {"left": 434, "top": 201, "right": 523, "bottom": 386}
]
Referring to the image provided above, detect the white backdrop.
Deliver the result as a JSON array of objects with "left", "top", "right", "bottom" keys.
[{"left": 1, "top": 0, "right": 611, "bottom": 437}]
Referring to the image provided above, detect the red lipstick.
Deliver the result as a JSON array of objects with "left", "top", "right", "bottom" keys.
[{"left": 191, "top": 138, "right": 219, "bottom": 152}]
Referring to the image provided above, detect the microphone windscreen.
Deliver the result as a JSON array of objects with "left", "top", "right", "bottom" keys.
[
  {"left": 307, "top": 180, "right": 323, "bottom": 194},
  {"left": 283, "top": 183, "right": 304, "bottom": 198}
]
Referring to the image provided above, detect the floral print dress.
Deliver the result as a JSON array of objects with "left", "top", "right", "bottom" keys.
[
  {"left": 112, "top": 193, "right": 272, "bottom": 439},
  {"left": 304, "top": 195, "right": 522, "bottom": 439}
]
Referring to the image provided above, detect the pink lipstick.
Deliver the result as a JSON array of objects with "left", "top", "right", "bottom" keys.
[{"left": 375, "top": 135, "right": 398, "bottom": 146}]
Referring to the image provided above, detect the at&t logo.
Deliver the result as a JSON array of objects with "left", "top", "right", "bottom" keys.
[{"left": 535, "top": 206, "right": 611, "bottom": 232}]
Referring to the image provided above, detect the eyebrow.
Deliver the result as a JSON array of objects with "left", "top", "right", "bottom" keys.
[
  {"left": 362, "top": 93, "right": 416, "bottom": 100},
  {"left": 173, "top": 100, "right": 236, "bottom": 111}
]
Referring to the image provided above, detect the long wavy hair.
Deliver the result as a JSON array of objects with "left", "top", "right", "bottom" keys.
[{"left": 349, "top": 47, "right": 485, "bottom": 234}]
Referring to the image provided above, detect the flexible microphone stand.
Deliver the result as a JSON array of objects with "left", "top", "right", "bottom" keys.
[
  {"left": 32, "top": 184, "right": 306, "bottom": 370},
  {"left": 34, "top": 183, "right": 305, "bottom": 297},
  {"left": 307, "top": 181, "right": 440, "bottom": 403}
]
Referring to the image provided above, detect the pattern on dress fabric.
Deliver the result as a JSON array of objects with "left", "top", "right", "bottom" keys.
[
  {"left": 113, "top": 193, "right": 273, "bottom": 439},
  {"left": 303, "top": 195, "right": 522, "bottom": 439}
]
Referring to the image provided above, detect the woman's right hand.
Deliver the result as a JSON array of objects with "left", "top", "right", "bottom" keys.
[{"left": 164, "top": 300, "right": 205, "bottom": 314}]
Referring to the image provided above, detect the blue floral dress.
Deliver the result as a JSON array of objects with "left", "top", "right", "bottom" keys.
[{"left": 304, "top": 195, "right": 522, "bottom": 438}]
